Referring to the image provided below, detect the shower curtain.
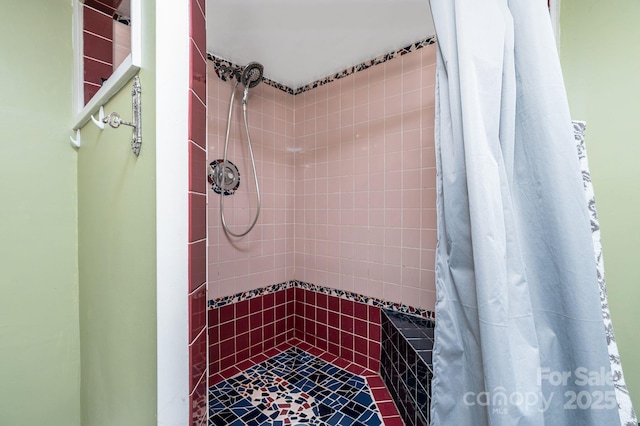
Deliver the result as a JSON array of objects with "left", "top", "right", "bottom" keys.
[{"left": 429, "top": 1, "right": 630, "bottom": 425}]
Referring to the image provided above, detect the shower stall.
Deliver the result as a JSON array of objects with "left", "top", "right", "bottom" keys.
[
  {"left": 182, "top": 1, "right": 636, "bottom": 425},
  {"left": 204, "top": 38, "right": 439, "bottom": 426}
]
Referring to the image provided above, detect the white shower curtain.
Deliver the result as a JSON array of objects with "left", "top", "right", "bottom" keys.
[{"left": 430, "top": 1, "right": 625, "bottom": 424}]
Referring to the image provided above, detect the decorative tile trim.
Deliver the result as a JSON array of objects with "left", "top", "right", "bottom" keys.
[
  {"left": 207, "top": 280, "right": 435, "bottom": 320},
  {"left": 208, "top": 281, "right": 297, "bottom": 309},
  {"left": 207, "top": 35, "right": 437, "bottom": 96},
  {"left": 292, "top": 36, "right": 436, "bottom": 95},
  {"left": 206, "top": 54, "right": 296, "bottom": 95}
]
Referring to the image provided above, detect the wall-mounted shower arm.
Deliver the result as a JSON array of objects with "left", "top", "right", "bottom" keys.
[{"left": 219, "top": 65, "right": 241, "bottom": 83}]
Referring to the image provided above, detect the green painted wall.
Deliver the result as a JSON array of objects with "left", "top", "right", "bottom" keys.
[
  {"left": 77, "top": 0, "right": 157, "bottom": 424},
  {"left": 560, "top": 0, "right": 640, "bottom": 413},
  {"left": 0, "top": 0, "right": 80, "bottom": 425}
]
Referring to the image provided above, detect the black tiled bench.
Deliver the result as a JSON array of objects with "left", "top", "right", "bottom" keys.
[{"left": 380, "top": 310, "right": 434, "bottom": 426}]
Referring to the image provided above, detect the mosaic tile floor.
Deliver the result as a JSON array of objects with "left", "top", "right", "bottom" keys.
[{"left": 209, "top": 346, "right": 392, "bottom": 426}]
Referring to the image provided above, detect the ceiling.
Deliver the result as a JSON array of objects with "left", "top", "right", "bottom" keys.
[{"left": 207, "top": 0, "right": 436, "bottom": 90}]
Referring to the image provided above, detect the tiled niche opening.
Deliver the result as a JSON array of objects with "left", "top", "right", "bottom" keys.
[
  {"left": 381, "top": 310, "right": 435, "bottom": 426},
  {"left": 208, "top": 285, "right": 383, "bottom": 384}
]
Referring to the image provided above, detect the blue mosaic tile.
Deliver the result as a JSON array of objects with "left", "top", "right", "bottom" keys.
[{"left": 209, "top": 347, "right": 383, "bottom": 425}]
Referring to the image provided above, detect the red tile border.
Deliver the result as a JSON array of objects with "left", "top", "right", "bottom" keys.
[
  {"left": 83, "top": 6, "right": 113, "bottom": 40},
  {"left": 219, "top": 303, "right": 234, "bottom": 323},
  {"left": 187, "top": 240, "right": 206, "bottom": 292},
  {"left": 377, "top": 401, "right": 400, "bottom": 417},
  {"left": 189, "top": 40, "right": 207, "bottom": 104},
  {"left": 207, "top": 285, "right": 387, "bottom": 416},
  {"left": 381, "top": 415, "right": 405, "bottom": 425},
  {"left": 189, "top": 0, "right": 206, "bottom": 56},
  {"left": 188, "top": 92, "right": 206, "bottom": 150},
  {"left": 84, "top": 83, "right": 101, "bottom": 105},
  {"left": 189, "top": 330, "right": 207, "bottom": 393},
  {"left": 292, "top": 288, "right": 382, "bottom": 371},
  {"left": 188, "top": 0, "right": 207, "bottom": 423},
  {"left": 189, "top": 371, "right": 207, "bottom": 426},
  {"left": 188, "top": 193, "right": 206, "bottom": 242},
  {"left": 83, "top": 31, "right": 113, "bottom": 64},
  {"left": 366, "top": 375, "right": 386, "bottom": 389},
  {"left": 188, "top": 284, "right": 206, "bottom": 343},
  {"left": 84, "top": 0, "right": 122, "bottom": 15},
  {"left": 83, "top": 57, "right": 113, "bottom": 86},
  {"left": 188, "top": 142, "right": 207, "bottom": 194},
  {"left": 371, "top": 386, "right": 393, "bottom": 403}
]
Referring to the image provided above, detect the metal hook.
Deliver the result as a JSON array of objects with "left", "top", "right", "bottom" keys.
[{"left": 101, "top": 76, "right": 142, "bottom": 156}]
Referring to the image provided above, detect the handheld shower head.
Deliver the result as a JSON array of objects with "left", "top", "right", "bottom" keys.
[
  {"left": 241, "top": 62, "right": 264, "bottom": 89},
  {"left": 241, "top": 62, "right": 264, "bottom": 107}
]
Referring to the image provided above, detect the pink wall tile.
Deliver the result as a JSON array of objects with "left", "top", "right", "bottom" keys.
[
  {"left": 207, "top": 63, "right": 294, "bottom": 301},
  {"left": 207, "top": 45, "right": 438, "bottom": 312}
]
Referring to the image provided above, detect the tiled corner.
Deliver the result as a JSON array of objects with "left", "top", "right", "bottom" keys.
[
  {"left": 381, "top": 310, "right": 434, "bottom": 426},
  {"left": 209, "top": 288, "right": 294, "bottom": 377},
  {"left": 208, "top": 284, "right": 383, "bottom": 381},
  {"left": 296, "top": 288, "right": 381, "bottom": 372}
]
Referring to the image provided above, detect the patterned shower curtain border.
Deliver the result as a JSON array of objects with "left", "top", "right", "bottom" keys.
[{"left": 574, "top": 120, "right": 637, "bottom": 425}]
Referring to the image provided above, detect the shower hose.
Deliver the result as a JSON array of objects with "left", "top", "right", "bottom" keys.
[{"left": 219, "top": 80, "right": 261, "bottom": 237}]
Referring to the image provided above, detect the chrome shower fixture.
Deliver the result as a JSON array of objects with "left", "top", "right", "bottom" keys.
[
  {"left": 241, "top": 62, "right": 263, "bottom": 88},
  {"left": 208, "top": 159, "right": 240, "bottom": 196},
  {"left": 241, "top": 62, "right": 264, "bottom": 106},
  {"left": 214, "top": 61, "right": 265, "bottom": 238}
]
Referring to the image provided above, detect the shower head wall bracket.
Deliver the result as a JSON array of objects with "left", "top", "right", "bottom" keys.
[{"left": 101, "top": 75, "right": 143, "bottom": 156}]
